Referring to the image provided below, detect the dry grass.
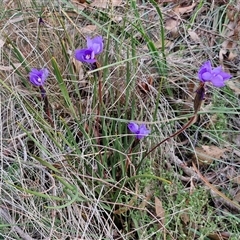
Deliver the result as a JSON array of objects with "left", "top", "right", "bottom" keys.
[{"left": 0, "top": 0, "right": 240, "bottom": 239}]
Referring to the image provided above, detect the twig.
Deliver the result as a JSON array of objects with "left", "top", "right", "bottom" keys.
[
  {"left": 40, "top": 86, "right": 54, "bottom": 127},
  {"left": 136, "top": 82, "right": 206, "bottom": 174},
  {"left": 192, "top": 162, "right": 240, "bottom": 210},
  {"left": 92, "top": 61, "right": 103, "bottom": 163}
]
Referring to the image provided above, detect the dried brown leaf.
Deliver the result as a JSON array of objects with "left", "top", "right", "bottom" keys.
[
  {"left": 165, "top": 3, "right": 196, "bottom": 38},
  {"left": 227, "top": 80, "right": 240, "bottom": 95},
  {"left": 202, "top": 145, "right": 227, "bottom": 158},
  {"left": 165, "top": 18, "right": 179, "bottom": 37},
  {"left": 180, "top": 212, "right": 190, "bottom": 225},
  {"left": 72, "top": 56, "right": 84, "bottom": 79},
  {"left": 207, "top": 232, "right": 230, "bottom": 240},
  {"left": 178, "top": 3, "right": 197, "bottom": 15},
  {"left": 81, "top": 25, "right": 97, "bottom": 35},
  {"left": 194, "top": 145, "right": 227, "bottom": 165},
  {"left": 111, "top": 15, "right": 123, "bottom": 23},
  {"left": 227, "top": 7, "right": 235, "bottom": 22},
  {"left": 71, "top": 0, "right": 87, "bottom": 10},
  {"left": 193, "top": 162, "right": 240, "bottom": 211},
  {"left": 165, "top": 17, "right": 178, "bottom": 29},
  {"left": 155, "top": 197, "right": 165, "bottom": 221},
  {"left": 188, "top": 29, "right": 201, "bottom": 43},
  {"left": 138, "top": 76, "right": 153, "bottom": 93},
  {"left": 219, "top": 49, "right": 237, "bottom": 65}
]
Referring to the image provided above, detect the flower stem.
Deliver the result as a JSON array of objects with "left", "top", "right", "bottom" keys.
[
  {"left": 136, "top": 83, "right": 206, "bottom": 174},
  {"left": 125, "top": 139, "right": 140, "bottom": 173},
  {"left": 92, "top": 61, "right": 103, "bottom": 163},
  {"left": 39, "top": 86, "right": 54, "bottom": 127}
]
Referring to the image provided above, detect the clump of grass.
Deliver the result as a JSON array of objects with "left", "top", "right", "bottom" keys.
[{"left": 0, "top": 0, "right": 240, "bottom": 239}]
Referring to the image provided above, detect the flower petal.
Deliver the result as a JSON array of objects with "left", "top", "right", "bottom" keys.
[
  {"left": 128, "top": 122, "right": 139, "bottom": 134},
  {"left": 212, "top": 66, "right": 223, "bottom": 75},
  {"left": 87, "top": 36, "right": 103, "bottom": 55},
  {"left": 218, "top": 72, "right": 232, "bottom": 81},
  {"left": 75, "top": 49, "right": 96, "bottom": 63},
  {"left": 86, "top": 37, "right": 93, "bottom": 49},
  {"left": 199, "top": 61, "right": 211, "bottom": 72},
  {"left": 29, "top": 68, "right": 48, "bottom": 86},
  {"left": 202, "top": 72, "right": 212, "bottom": 81},
  {"left": 198, "top": 61, "right": 212, "bottom": 81},
  {"left": 210, "top": 75, "right": 225, "bottom": 87},
  {"left": 198, "top": 61, "right": 232, "bottom": 88},
  {"left": 136, "top": 124, "right": 151, "bottom": 139},
  {"left": 40, "top": 68, "right": 49, "bottom": 82}
]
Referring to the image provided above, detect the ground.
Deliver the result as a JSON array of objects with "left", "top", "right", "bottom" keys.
[{"left": 0, "top": 0, "right": 240, "bottom": 239}]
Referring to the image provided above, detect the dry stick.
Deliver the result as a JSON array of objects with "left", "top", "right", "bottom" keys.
[
  {"left": 91, "top": 62, "right": 103, "bottom": 117},
  {"left": 93, "top": 61, "right": 103, "bottom": 163},
  {"left": 136, "top": 82, "right": 206, "bottom": 173},
  {"left": 192, "top": 162, "right": 240, "bottom": 210},
  {"left": 40, "top": 86, "right": 54, "bottom": 127},
  {"left": 43, "top": 97, "right": 54, "bottom": 127},
  {"left": 96, "top": 61, "right": 103, "bottom": 112}
]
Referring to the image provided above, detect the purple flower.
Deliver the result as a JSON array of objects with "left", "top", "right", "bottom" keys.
[
  {"left": 198, "top": 61, "right": 232, "bottom": 87},
  {"left": 75, "top": 49, "right": 96, "bottom": 64},
  {"left": 87, "top": 36, "right": 103, "bottom": 54},
  {"left": 128, "top": 122, "right": 150, "bottom": 140},
  {"left": 75, "top": 36, "right": 103, "bottom": 63},
  {"left": 29, "top": 68, "right": 49, "bottom": 86}
]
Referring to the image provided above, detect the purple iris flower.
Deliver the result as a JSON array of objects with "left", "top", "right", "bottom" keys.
[
  {"left": 75, "top": 49, "right": 96, "bottom": 64},
  {"left": 29, "top": 68, "right": 49, "bottom": 86},
  {"left": 87, "top": 36, "right": 103, "bottom": 54},
  {"left": 128, "top": 122, "right": 150, "bottom": 140},
  {"left": 75, "top": 36, "right": 103, "bottom": 63},
  {"left": 198, "top": 61, "right": 232, "bottom": 87}
]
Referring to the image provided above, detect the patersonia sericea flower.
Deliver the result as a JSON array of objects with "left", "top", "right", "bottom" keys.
[
  {"left": 198, "top": 61, "right": 232, "bottom": 87},
  {"left": 128, "top": 122, "right": 150, "bottom": 140},
  {"left": 29, "top": 68, "right": 49, "bottom": 86},
  {"left": 75, "top": 36, "right": 103, "bottom": 63}
]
